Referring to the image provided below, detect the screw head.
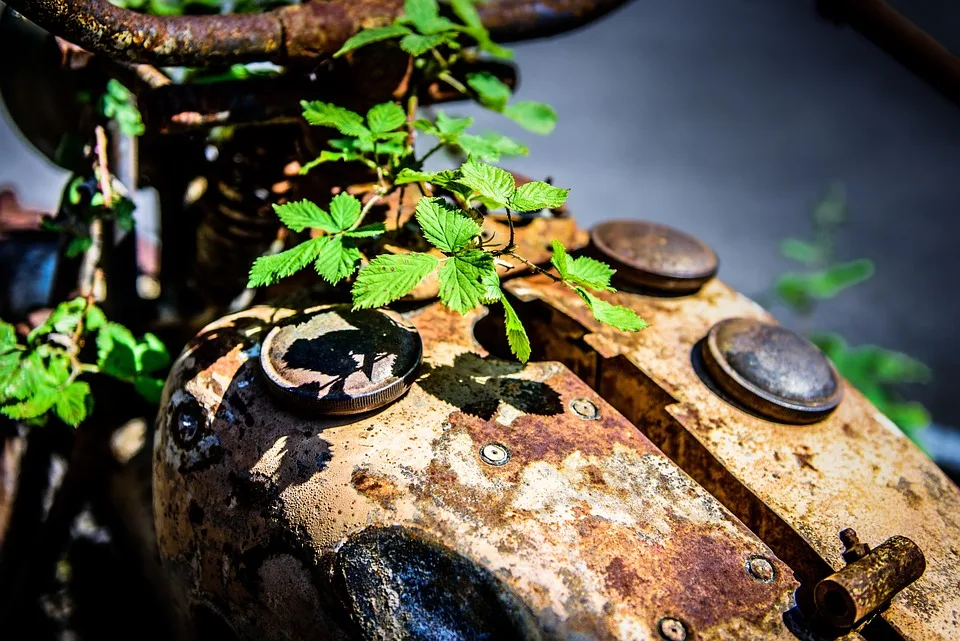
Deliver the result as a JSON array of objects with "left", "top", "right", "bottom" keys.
[
  {"left": 479, "top": 443, "right": 510, "bottom": 466},
  {"left": 701, "top": 318, "right": 843, "bottom": 424},
  {"left": 746, "top": 556, "right": 776, "bottom": 583},
  {"left": 657, "top": 617, "right": 687, "bottom": 641},
  {"left": 570, "top": 398, "right": 600, "bottom": 420},
  {"left": 259, "top": 306, "right": 422, "bottom": 416},
  {"left": 591, "top": 220, "right": 718, "bottom": 293}
]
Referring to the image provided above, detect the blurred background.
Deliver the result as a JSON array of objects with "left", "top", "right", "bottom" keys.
[{"left": 2, "top": 0, "right": 959, "bottom": 458}]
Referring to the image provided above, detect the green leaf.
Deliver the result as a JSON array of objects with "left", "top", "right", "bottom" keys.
[
  {"left": 550, "top": 241, "right": 615, "bottom": 291},
  {"left": 273, "top": 200, "right": 337, "bottom": 233},
  {"left": 457, "top": 132, "right": 528, "bottom": 163},
  {"left": 450, "top": 0, "right": 483, "bottom": 31},
  {"left": 436, "top": 111, "right": 473, "bottom": 137},
  {"left": 394, "top": 168, "right": 460, "bottom": 186},
  {"left": 415, "top": 197, "right": 481, "bottom": 253},
  {"left": 367, "top": 102, "right": 407, "bottom": 134},
  {"left": 3, "top": 351, "right": 43, "bottom": 400},
  {"left": 352, "top": 253, "right": 440, "bottom": 309},
  {"left": 402, "top": 0, "right": 456, "bottom": 34},
  {"left": 84, "top": 305, "right": 107, "bottom": 332},
  {"left": 576, "top": 288, "right": 648, "bottom": 331},
  {"left": 501, "top": 297, "right": 531, "bottom": 363},
  {"left": 300, "top": 101, "right": 370, "bottom": 138},
  {"left": 503, "top": 101, "right": 557, "bottom": 134},
  {"left": 28, "top": 298, "right": 87, "bottom": 342},
  {"left": 134, "top": 376, "right": 165, "bottom": 404},
  {"left": 313, "top": 236, "right": 362, "bottom": 285},
  {"left": 466, "top": 72, "right": 512, "bottom": 112},
  {"left": 2, "top": 386, "right": 57, "bottom": 421},
  {"left": 328, "top": 193, "right": 363, "bottom": 231},
  {"left": 334, "top": 25, "right": 412, "bottom": 57},
  {"left": 475, "top": 36, "right": 513, "bottom": 60},
  {"left": 138, "top": 333, "right": 170, "bottom": 374},
  {"left": 0, "top": 321, "right": 16, "bottom": 353},
  {"left": 97, "top": 322, "right": 139, "bottom": 381},
  {"left": 438, "top": 250, "right": 499, "bottom": 314},
  {"left": 247, "top": 237, "right": 326, "bottom": 288},
  {"left": 400, "top": 33, "right": 448, "bottom": 55},
  {"left": 780, "top": 238, "right": 823, "bottom": 265},
  {"left": 813, "top": 183, "right": 848, "bottom": 227},
  {"left": 776, "top": 259, "right": 874, "bottom": 308},
  {"left": 345, "top": 223, "right": 387, "bottom": 238},
  {"left": 509, "top": 181, "right": 569, "bottom": 212},
  {"left": 457, "top": 159, "right": 515, "bottom": 207},
  {"left": 54, "top": 381, "right": 90, "bottom": 427},
  {"left": 45, "top": 355, "right": 71, "bottom": 386},
  {"left": 882, "top": 401, "right": 931, "bottom": 433}
]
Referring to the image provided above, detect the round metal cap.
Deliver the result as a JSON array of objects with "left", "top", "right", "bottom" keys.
[
  {"left": 701, "top": 318, "right": 843, "bottom": 424},
  {"left": 590, "top": 220, "right": 718, "bottom": 293},
  {"left": 259, "top": 306, "right": 422, "bottom": 415}
]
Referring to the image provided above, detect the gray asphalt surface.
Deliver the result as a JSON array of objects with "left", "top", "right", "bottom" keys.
[{"left": 2, "top": 0, "right": 959, "bottom": 426}]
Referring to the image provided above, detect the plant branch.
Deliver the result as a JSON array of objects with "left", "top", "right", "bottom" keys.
[
  {"left": 438, "top": 71, "right": 469, "bottom": 96},
  {"left": 79, "top": 126, "right": 111, "bottom": 301},
  {"left": 504, "top": 251, "right": 562, "bottom": 282}
]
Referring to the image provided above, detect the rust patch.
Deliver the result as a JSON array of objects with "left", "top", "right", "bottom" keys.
[{"left": 351, "top": 468, "right": 401, "bottom": 508}]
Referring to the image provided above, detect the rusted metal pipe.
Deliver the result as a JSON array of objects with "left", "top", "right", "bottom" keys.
[
  {"left": 814, "top": 535, "right": 926, "bottom": 628},
  {"left": 818, "top": 0, "right": 960, "bottom": 108},
  {"left": 5, "top": 0, "right": 632, "bottom": 66}
]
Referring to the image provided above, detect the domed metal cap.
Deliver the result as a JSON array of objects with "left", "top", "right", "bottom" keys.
[
  {"left": 590, "top": 220, "right": 718, "bottom": 293},
  {"left": 259, "top": 306, "right": 422, "bottom": 415},
  {"left": 701, "top": 318, "right": 843, "bottom": 424}
]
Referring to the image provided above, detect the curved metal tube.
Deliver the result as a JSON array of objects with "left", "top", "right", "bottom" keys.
[{"left": 4, "top": 0, "right": 632, "bottom": 66}]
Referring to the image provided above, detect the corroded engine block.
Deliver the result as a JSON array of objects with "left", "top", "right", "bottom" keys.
[{"left": 154, "top": 214, "right": 960, "bottom": 641}]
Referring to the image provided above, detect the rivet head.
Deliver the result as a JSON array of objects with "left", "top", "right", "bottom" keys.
[
  {"left": 746, "top": 556, "right": 776, "bottom": 582},
  {"left": 570, "top": 398, "right": 600, "bottom": 420},
  {"left": 172, "top": 398, "right": 204, "bottom": 449},
  {"left": 480, "top": 443, "right": 510, "bottom": 466},
  {"left": 657, "top": 617, "right": 687, "bottom": 641},
  {"left": 701, "top": 318, "right": 843, "bottom": 424},
  {"left": 259, "top": 306, "right": 422, "bottom": 415},
  {"left": 591, "top": 220, "right": 718, "bottom": 293}
]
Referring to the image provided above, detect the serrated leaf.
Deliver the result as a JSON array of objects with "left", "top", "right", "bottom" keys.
[
  {"left": 134, "top": 376, "right": 164, "bottom": 404},
  {"left": 273, "top": 200, "right": 337, "bottom": 233},
  {"left": 395, "top": 168, "right": 460, "bottom": 186},
  {"left": 450, "top": 0, "right": 483, "bottom": 31},
  {"left": 367, "top": 102, "right": 407, "bottom": 134},
  {"left": 438, "top": 250, "right": 499, "bottom": 314},
  {"left": 328, "top": 193, "right": 363, "bottom": 231},
  {"left": 415, "top": 197, "right": 481, "bottom": 253},
  {"left": 0, "top": 352, "right": 21, "bottom": 391},
  {"left": 299, "top": 152, "right": 348, "bottom": 174},
  {"left": 457, "top": 159, "right": 515, "bottom": 207},
  {"left": 352, "top": 253, "right": 439, "bottom": 309},
  {"left": 501, "top": 297, "right": 531, "bottom": 363},
  {"left": 780, "top": 238, "right": 823, "bottom": 265},
  {"left": 97, "top": 322, "right": 139, "bottom": 380},
  {"left": 552, "top": 240, "right": 615, "bottom": 291},
  {"left": 509, "top": 181, "right": 569, "bottom": 212},
  {"left": 313, "top": 236, "right": 362, "bottom": 285},
  {"left": 435, "top": 111, "right": 473, "bottom": 137},
  {"left": 400, "top": 33, "right": 448, "bottom": 55},
  {"left": 403, "top": 0, "right": 450, "bottom": 33},
  {"left": 334, "top": 25, "right": 411, "bottom": 57},
  {"left": 29, "top": 297, "right": 87, "bottom": 342},
  {"left": 138, "top": 333, "right": 170, "bottom": 374},
  {"left": 54, "top": 381, "right": 90, "bottom": 426},
  {"left": 84, "top": 305, "right": 107, "bottom": 332},
  {"left": 504, "top": 101, "right": 557, "bottom": 134},
  {"left": 457, "top": 132, "right": 528, "bottom": 163},
  {"left": 466, "top": 72, "right": 512, "bottom": 112},
  {"left": 576, "top": 288, "right": 648, "bottom": 331},
  {"left": 247, "top": 237, "right": 326, "bottom": 288},
  {"left": 345, "top": 223, "right": 387, "bottom": 238},
  {"left": 3, "top": 351, "right": 42, "bottom": 400},
  {"left": 300, "top": 101, "right": 370, "bottom": 138},
  {"left": 0, "top": 321, "right": 16, "bottom": 353},
  {"left": 2, "top": 386, "right": 57, "bottom": 420},
  {"left": 45, "top": 355, "right": 71, "bottom": 386}
]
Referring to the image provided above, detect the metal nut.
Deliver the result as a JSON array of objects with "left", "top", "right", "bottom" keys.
[
  {"left": 479, "top": 443, "right": 510, "bottom": 466},
  {"left": 746, "top": 556, "right": 776, "bottom": 583},
  {"left": 570, "top": 398, "right": 600, "bottom": 420},
  {"left": 657, "top": 617, "right": 687, "bottom": 641}
]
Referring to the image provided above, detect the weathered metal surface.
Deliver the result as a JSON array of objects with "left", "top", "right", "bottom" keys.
[
  {"left": 702, "top": 317, "right": 843, "bottom": 424},
  {"left": 590, "top": 221, "right": 718, "bottom": 293},
  {"left": 7, "top": 0, "right": 632, "bottom": 66},
  {"left": 505, "top": 270, "right": 960, "bottom": 641},
  {"left": 259, "top": 307, "right": 422, "bottom": 415},
  {"left": 815, "top": 534, "right": 926, "bottom": 629},
  {"left": 154, "top": 301, "right": 802, "bottom": 640}
]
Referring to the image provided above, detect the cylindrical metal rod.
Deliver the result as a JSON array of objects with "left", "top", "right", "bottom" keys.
[
  {"left": 814, "top": 535, "right": 926, "bottom": 628},
  {"left": 819, "top": 0, "right": 960, "bottom": 107}
]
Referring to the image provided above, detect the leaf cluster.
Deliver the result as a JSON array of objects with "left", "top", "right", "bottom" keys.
[
  {"left": 44, "top": 175, "right": 137, "bottom": 258},
  {"left": 100, "top": 79, "right": 145, "bottom": 137},
  {"left": 0, "top": 299, "right": 170, "bottom": 427},
  {"left": 299, "top": 101, "right": 410, "bottom": 174}
]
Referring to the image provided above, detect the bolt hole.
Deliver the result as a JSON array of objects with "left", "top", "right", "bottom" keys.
[{"left": 820, "top": 587, "right": 853, "bottom": 622}]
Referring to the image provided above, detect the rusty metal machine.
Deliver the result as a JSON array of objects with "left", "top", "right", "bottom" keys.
[{"left": 2, "top": 1, "right": 960, "bottom": 640}]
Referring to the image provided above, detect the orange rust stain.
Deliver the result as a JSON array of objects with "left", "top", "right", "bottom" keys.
[{"left": 351, "top": 468, "right": 401, "bottom": 508}]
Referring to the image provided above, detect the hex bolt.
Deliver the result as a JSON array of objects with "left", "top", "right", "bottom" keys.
[
  {"left": 746, "top": 556, "right": 776, "bottom": 583},
  {"left": 839, "top": 528, "right": 871, "bottom": 564},
  {"left": 570, "top": 398, "right": 600, "bottom": 420},
  {"left": 479, "top": 443, "right": 510, "bottom": 466},
  {"left": 657, "top": 617, "right": 687, "bottom": 641}
]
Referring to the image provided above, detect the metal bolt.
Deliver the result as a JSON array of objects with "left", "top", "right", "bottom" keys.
[
  {"left": 570, "top": 398, "right": 600, "bottom": 420},
  {"left": 479, "top": 443, "right": 510, "bottom": 466},
  {"left": 746, "top": 556, "right": 776, "bottom": 583},
  {"left": 172, "top": 399, "right": 204, "bottom": 448},
  {"left": 700, "top": 318, "right": 843, "bottom": 424},
  {"left": 839, "top": 528, "right": 871, "bottom": 563},
  {"left": 657, "top": 617, "right": 687, "bottom": 641}
]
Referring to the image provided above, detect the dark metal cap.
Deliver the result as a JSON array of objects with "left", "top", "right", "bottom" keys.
[
  {"left": 701, "top": 318, "right": 843, "bottom": 424},
  {"left": 590, "top": 220, "right": 718, "bottom": 293},
  {"left": 259, "top": 306, "right": 422, "bottom": 416}
]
